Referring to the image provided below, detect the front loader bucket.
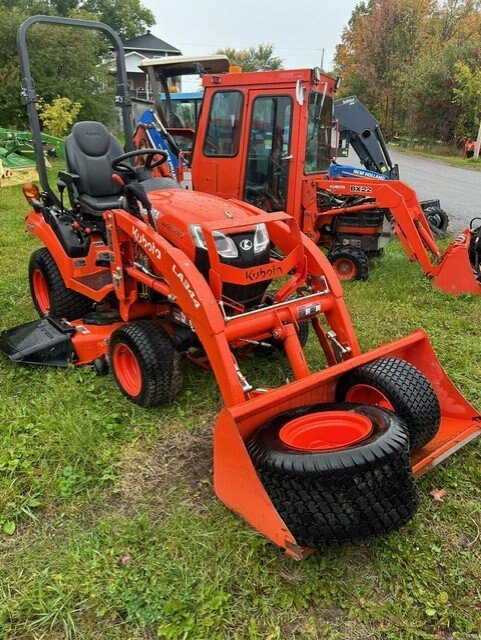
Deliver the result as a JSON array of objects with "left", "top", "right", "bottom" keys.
[
  {"left": 432, "top": 231, "right": 481, "bottom": 295},
  {"left": 213, "top": 330, "right": 480, "bottom": 556}
]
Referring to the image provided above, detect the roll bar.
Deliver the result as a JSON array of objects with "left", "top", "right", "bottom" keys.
[{"left": 17, "top": 15, "right": 134, "bottom": 205}]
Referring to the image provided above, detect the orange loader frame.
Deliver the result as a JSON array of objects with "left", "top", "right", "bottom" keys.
[{"left": 309, "top": 176, "right": 481, "bottom": 295}]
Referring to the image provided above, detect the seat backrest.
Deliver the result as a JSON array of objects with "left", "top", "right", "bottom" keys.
[{"left": 65, "top": 121, "right": 123, "bottom": 198}]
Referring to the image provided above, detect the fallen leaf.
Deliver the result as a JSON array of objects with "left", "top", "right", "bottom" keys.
[{"left": 430, "top": 488, "right": 447, "bottom": 502}]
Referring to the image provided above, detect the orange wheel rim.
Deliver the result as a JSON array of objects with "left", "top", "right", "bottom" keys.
[
  {"left": 112, "top": 343, "right": 142, "bottom": 397},
  {"left": 32, "top": 269, "right": 50, "bottom": 314},
  {"left": 279, "top": 411, "right": 373, "bottom": 451},
  {"left": 332, "top": 258, "right": 356, "bottom": 280},
  {"left": 345, "top": 384, "right": 394, "bottom": 411}
]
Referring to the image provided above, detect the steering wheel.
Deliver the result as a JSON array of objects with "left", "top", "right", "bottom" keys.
[{"left": 111, "top": 148, "right": 168, "bottom": 179}]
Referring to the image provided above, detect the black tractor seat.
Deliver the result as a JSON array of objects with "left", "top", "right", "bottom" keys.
[{"left": 65, "top": 121, "right": 124, "bottom": 217}]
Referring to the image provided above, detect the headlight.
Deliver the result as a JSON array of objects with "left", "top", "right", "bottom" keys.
[
  {"left": 253, "top": 223, "right": 269, "bottom": 254},
  {"left": 190, "top": 224, "right": 238, "bottom": 258}
]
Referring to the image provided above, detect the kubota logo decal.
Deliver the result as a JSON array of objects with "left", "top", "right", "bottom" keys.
[
  {"left": 245, "top": 264, "right": 282, "bottom": 282},
  {"left": 239, "top": 239, "right": 253, "bottom": 251},
  {"left": 132, "top": 226, "right": 161, "bottom": 259},
  {"left": 172, "top": 264, "right": 201, "bottom": 308}
]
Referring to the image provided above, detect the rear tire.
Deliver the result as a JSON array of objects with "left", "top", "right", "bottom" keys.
[
  {"left": 336, "top": 357, "right": 441, "bottom": 453},
  {"left": 109, "top": 319, "right": 183, "bottom": 407},
  {"left": 29, "top": 248, "right": 93, "bottom": 320},
  {"left": 423, "top": 207, "right": 449, "bottom": 238},
  {"left": 327, "top": 246, "right": 369, "bottom": 281},
  {"left": 247, "top": 402, "right": 418, "bottom": 549}
]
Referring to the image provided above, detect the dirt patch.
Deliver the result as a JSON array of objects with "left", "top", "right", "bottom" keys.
[{"left": 115, "top": 424, "right": 214, "bottom": 517}]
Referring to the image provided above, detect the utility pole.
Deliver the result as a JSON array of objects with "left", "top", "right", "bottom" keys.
[{"left": 474, "top": 119, "right": 481, "bottom": 160}]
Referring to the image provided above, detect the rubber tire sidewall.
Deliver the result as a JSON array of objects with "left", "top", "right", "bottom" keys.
[
  {"left": 327, "top": 246, "right": 369, "bottom": 281},
  {"left": 28, "top": 248, "right": 93, "bottom": 320}
]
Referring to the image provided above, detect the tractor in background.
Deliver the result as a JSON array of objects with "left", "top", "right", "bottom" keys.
[{"left": 135, "top": 58, "right": 481, "bottom": 294}]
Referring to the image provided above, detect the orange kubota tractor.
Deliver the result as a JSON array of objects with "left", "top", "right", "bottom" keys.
[
  {"left": 135, "top": 58, "right": 481, "bottom": 294},
  {"left": 2, "top": 16, "right": 480, "bottom": 558}
]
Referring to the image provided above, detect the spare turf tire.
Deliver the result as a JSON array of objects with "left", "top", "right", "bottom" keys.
[
  {"left": 247, "top": 402, "right": 418, "bottom": 549},
  {"left": 335, "top": 357, "right": 441, "bottom": 453}
]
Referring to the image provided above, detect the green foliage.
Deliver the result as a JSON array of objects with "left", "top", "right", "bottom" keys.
[
  {"left": 81, "top": 0, "right": 155, "bottom": 39},
  {"left": 336, "top": 0, "right": 481, "bottom": 142},
  {"left": 0, "top": 0, "right": 155, "bottom": 129},
  {"left": 38, "top": 96, "right": 82, "bottom": 137},
  {"left": 453, "top": 60, "right": 481, "bottom": 138},
  {"left": 214, "top": 43, "right": 283, "bottom": 72}
]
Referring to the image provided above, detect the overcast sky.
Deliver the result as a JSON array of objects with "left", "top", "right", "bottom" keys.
[{"left": 142, "top": 0, "right": 359, "bottom": 89}]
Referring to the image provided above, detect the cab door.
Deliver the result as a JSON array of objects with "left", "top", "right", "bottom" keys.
[
  {"left": 191, "top": 89, "right": 246, "bottom": 198},
  {"left": 242, "top": 93, "right": 294, "bottom": 212}
]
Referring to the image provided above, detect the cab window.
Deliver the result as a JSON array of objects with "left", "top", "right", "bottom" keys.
[
  {"left": 244, "top": 95, "right": 292, "bottom": 210},
  {"left": 203, "top": 91, "right": 243, "bottom": 157},
  {"left": 305, "top": 91, "right": 333, "bottom": 174}
]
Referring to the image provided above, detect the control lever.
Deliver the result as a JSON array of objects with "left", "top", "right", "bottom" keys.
[{"left": 57, "top": 179, "right": 67, "bottom": 212}]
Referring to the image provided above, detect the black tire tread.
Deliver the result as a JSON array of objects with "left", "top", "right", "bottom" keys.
[
  {"left": 247, "top": 403, "right": 418, "bottom": 549},
  {"left": 423, "top": 206, "right": 449, "bottom": 238},
  {"left": 110, "top": 319, "right": 182, "bottom": 407},
  {"left": 29, "top": 248, "right": 93, "bottom": 320},
  {"left": 336, "top": 357, "right": 441, "bottom": 453}
]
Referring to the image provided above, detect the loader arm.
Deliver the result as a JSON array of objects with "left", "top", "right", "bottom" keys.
[
  {"left": 334, "top": 96, "right": 399, "bottom": 179},
  {"left": 321, "top": 176, "right": 440, "bottom": 276}
]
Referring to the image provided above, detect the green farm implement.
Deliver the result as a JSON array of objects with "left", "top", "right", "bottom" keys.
[{"left": 0, "top": 127, "right": 63, "bottom": 187}]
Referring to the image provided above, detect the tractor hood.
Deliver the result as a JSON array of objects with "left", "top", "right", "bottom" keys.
[{"left": 148, "top": 188, "right": 266, "bottom": 260}]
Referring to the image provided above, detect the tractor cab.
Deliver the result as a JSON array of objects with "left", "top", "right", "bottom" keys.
[
  {"left": 136, "top": 55, "right": 229, "bottom": 174},
  {"left": 191, "top": 68, "right": 337, "bottom": 214}
]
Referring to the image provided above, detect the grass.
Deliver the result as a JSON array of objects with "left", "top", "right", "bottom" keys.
[
  {"left": 389, "top": 143, "right": 481, "bottom": 172},
  {"left": 0, "top": 175, "right": 480, "bottom": 640}
]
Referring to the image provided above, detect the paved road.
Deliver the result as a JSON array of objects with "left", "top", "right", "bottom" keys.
[{"left": 347, "top": 147, "right": 481, "bottom": 232}]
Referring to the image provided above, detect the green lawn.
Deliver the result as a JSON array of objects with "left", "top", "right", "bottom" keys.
[{"left": 0, "top": 178, "right": 480, "bottom": 640}]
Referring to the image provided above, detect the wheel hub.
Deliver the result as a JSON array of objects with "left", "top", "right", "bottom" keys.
[{"left": 279, "top": 410, "right": 373, "bottom": 451}]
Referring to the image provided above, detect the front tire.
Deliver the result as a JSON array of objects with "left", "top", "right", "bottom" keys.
[
  {"left": 109, "top": 319, "right": 183, "bottom": 407},
  {"left": 29, "top": 248, "right": 93, "bottom": 320},
  {"left": 327, "top": 246, "right": 369, "bottom": 281},
  {"left": 247, "top": 402, "right": 418, "bottom": 549}
]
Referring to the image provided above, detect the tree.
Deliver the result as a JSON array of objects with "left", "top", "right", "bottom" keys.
[
  {"left": 0, "top": 0, "right": 155, "bottom": 39},
  {"left": 334, "top": 0, "right": 481, "bottom": 141},
  {"left": 453, "top": 60, "right": 481, "bottom": 138},
  {"left": 38, "top": 97, "right": 82, "bottom": 137},
  {"left": 81, "top": 0, "right": 155, "bottom": 39},
  {"left": 0, "top": 0, "right": 156, "bottom": 130},
  {"left": 214, "top": 44, "right": 283, "bottom": 72},
  {"left": 0, "top": 5, "right": 116, "bottom": 129}
]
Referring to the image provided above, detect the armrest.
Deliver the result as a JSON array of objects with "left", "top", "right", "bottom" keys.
[{"left": 58, "top": 170, "right": 79, "bottom": 185}]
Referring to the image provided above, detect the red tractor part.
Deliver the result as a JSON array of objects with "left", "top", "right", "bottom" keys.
[{"left": 214, "top": 330, "right": 480, "bottom": 558}]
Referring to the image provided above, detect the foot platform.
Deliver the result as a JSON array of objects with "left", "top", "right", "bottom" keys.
[{"left": 0, "top": 316, "right": 75, "bottom": 367}]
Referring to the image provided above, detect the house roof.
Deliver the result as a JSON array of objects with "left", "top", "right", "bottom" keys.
[{"left": 123, "top": 31, "right": 181, "bottom": 55}]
